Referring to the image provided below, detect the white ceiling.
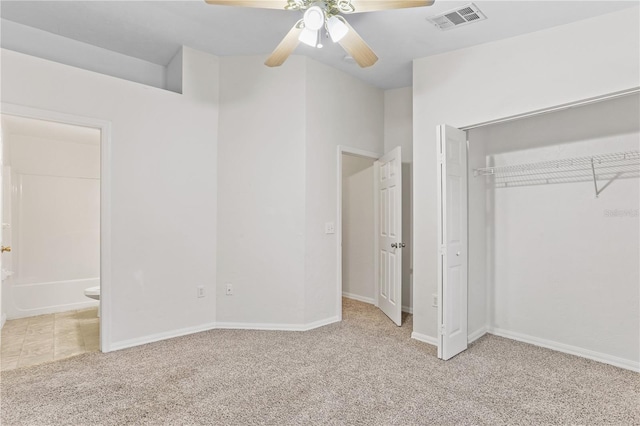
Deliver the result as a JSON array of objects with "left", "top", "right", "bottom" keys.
[
  {"left": 1, "top": 115, "right": 101, "bottom": 145},
  {"left": 0, "top": 0, "right": 636, "bottom": 89}
]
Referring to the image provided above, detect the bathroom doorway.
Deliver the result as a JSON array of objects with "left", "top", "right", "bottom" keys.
[{"left": 0, "top": 112, "right": 105, "bottom": 370}]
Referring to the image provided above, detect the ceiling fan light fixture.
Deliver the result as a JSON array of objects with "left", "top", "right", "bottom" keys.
[
  {"left": 303, "top": 6, "right": 325, "bottom": 31},
  {"left": 327, "top": 16, "right": 349, "bottom": 42},
  {"left": 299, "top": 27, "right": 318, "bottom": 47}
]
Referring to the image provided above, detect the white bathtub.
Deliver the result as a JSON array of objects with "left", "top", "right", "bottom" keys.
[{"left": 3, "top": 277, "right": 100, "bottom": 319}]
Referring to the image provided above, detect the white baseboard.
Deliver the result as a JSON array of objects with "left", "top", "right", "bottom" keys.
[
  {"left": 342, "top": 292, "right": 375, "bottom": 305},
  {"left": 217, "top": 316, "right": 340, "bottom": 332},
  {"left": 109, "top": 316, "right": 341, "bottom": 352},
  {"left": 0, "top": 313, "right": 6, "bottom": 329},
  {"left": 304, "top": 316, "right": 341, "bottom": 331},
  {"left": 342, "top": 292, "right": 413, "bottom": 314},
  {"left": 468, "top": 327, "right": 487, "bottom": 344},
  {"left": 411, "top": 331, "right": 438, "bottom": 346},
  {"left": 489, "top": 327, "right": 640, "bottom": 373},
  {"left": 108, "top": 322, "right": 218, "bottom": 352}
]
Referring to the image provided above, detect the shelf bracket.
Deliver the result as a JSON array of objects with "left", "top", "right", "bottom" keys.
[
  {"left": 591, "top": 157, "right": 600, "bottom": 198},
  {"left": 590, "top": 157, "right": 620, "bottom": 198}
]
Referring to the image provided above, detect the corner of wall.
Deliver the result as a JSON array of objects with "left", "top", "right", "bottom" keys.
[
  {"left": 181, "top": 46, "right": 220, "bottom": 105},
  {"left": 165, "top": 47, "right": 183, "bottom": 94},
  {"left": 303, "top": 58, "right": 384, "bottom": 325},
  {"left": 215, "top": 55, "right": 306, "bottom": 327}
]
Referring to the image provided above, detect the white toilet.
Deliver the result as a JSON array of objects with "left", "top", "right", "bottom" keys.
[{"left": 84, "top": 286, "right": 100, "bottom": 316}]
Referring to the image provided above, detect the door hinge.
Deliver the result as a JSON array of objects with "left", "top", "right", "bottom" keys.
[
  {"left": 440, "top": 325, "right": 446, "bottom": 335},
  {"left": 439, "top": 245, "right": 446, "bottom": 255}
]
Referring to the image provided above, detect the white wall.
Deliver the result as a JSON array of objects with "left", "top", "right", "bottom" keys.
[
  {"left": 467, "top": 133, "right": 487, "bottom": 339},
  {"left": 216, "top": 56, "right": 307, "bottom": 326},
  {"left": 216, "top": 56, "right": 384, "bottom": 327},
  {"left": 342, "top": 155, "right": 375, "bottom": 302},
  {"left": 1, "top": 19, "right": 168, "bottom": 91},
  {"left": 305, "top": 60, "right": 384, "bottom": 323},
  {"left": 384, "top": 87, "right": 413, "bottom": 312},
  {"left": 1, "top": 47, "right": 219, "bottom": 348},
  {"left": 2, "top": 46, "right": 384, "bottom": 344},
  {"left": 413, "top": 8, "right": 640, "bottom": 340},
  {"left": 3, "top": 130, "right": 101, "bottom": 318},
  {"left": 468, "top": 94, "right": 639, "bottom": 366},
  {"left": 384, "top": 87, "right": 412, "bottom": 164}
]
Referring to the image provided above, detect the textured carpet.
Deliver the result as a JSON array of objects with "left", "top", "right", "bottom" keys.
[{"left": 1, "top": 298, "right": 638, "bottom": 425}]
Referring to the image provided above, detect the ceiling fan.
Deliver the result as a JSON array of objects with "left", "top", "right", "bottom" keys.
[{"left": 204, "top": 0, "right": 435, "bottom": 68}]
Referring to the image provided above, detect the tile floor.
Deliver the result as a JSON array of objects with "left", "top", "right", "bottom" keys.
[{"left": 1, "top": 308, "right": 99, "bottom": 371}]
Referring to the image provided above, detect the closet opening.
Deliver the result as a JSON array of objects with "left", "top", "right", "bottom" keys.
[{"left": 463, "top": 93, "right": 639, "bottom": 371}]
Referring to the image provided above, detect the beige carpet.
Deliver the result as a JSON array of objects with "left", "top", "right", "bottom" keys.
[{"left": 1, "top": 298, "right": 638, "bottom": 425}]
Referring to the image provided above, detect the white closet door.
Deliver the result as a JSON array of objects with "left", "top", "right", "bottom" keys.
[
  {"left": 375, "top": 146, "right": 402, "bottom": 326},
  {"left": 437, "top": 125, "right": 468, "bottom": 360}
]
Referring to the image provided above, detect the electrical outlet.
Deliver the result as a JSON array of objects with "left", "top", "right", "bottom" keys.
[
  {"left": 325, "top": 222, "right": 335, "bottom": 234},
  {"left": 197, "top": 286, "right": 205, "bottom": 298},
  {"left": 226, "top": 283, "right": 233, "bottom": 296},
  {"left": 432, "top": 294, "right": 438, "bottom": 307}
]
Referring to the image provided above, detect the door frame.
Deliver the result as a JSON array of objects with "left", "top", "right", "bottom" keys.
[
  {"left": 336, "top": 145, "right": 382, "bottom": 321},
  {"left": 1, "top": 103, "right": 113, "bottom": 352}
]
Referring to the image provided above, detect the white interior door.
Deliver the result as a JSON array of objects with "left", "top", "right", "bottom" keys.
[
  {"left": 437, "top": 125, "right": 468, "bottom": 360},
  {"left": 375, "top": 146, "right": 402, "bottom": 326}
]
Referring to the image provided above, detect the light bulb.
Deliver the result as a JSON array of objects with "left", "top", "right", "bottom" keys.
[
  {"left": 303, "top": 6, "right": 325, "bottom": 31},
  {"left": 299, "top": 28, "right": 318, "bottom": 47},
  {"left": 327, "top": 16, "right": 349, "bottom": 43}
]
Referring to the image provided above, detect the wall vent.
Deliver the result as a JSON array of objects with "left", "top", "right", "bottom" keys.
[{"left": 427, "top": 3, "right": 487, "bottom": 31}]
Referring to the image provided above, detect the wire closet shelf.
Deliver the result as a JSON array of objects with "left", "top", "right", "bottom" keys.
[{"left": 474, "top": 150, "right": 640, "bottom": 197}]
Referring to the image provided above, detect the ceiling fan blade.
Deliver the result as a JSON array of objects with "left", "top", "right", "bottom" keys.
[
  {"left": 204, "top": 0, "right": 287, "bottom": 10},
  {"left": 338, "top": 21, "right": 378, "bottom": 68},
  {"left": 349, "top": 0, "right": 434, "bottom": 13},
  {"left": 265, "top": 22, "right": 303, "bottom": 67}
]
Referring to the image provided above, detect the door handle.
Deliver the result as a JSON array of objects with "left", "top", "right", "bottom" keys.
[
  {"left": 391, "top": 243, "right": 406, "bottom": 249},
  {"left": 1, "top": 246, "right": 11, "bottom": 253},
  {"left": 456, "top": 251, "right": 460, "bottom": 256}
]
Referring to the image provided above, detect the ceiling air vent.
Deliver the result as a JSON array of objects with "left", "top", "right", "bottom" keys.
[{"left": 427, "top": 3, "right": 487, "bottom": 31}]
